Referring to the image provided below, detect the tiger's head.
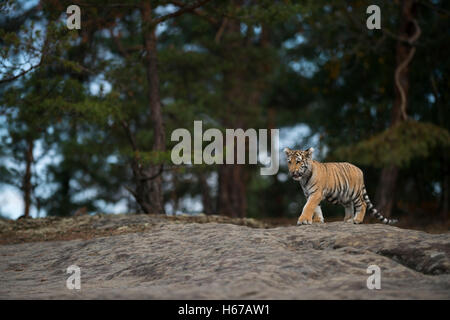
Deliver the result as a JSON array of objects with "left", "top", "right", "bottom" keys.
[{"left": 283, "top": 147, "right": 314, "bottom": 181}]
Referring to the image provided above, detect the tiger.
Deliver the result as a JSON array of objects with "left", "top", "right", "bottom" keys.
[{"left": 284, "top": 147, "right": 398, "bottom": 225}]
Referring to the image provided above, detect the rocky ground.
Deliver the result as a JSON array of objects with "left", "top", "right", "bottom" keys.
[
  {"left": 0, "top": 214, "right": 449, "bottom": 299},
  {"left": 0, "top": 213, "right": 270, "bottom": 245}
]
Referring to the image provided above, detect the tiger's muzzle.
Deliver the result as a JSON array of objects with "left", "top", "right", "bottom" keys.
[{"left": 290, "top": 171, "right": 302, "bottom": 180}]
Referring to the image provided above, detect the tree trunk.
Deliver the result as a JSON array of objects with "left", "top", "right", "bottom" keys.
[
  {"left": 215, "top": 18, "right": 272, "bottom": 219},
  {"left": 375, "top": 0, "right": 419, "bottom": 217},
  {"left": 139, "top": 2, "right": 165, "bottom": 214},
  {"left": 217, "top": 165, "right": 247, "bottom": 218},
  {"left": 22, "top": 138, "right": 34, "bottom": 218},
  {"left": 170, "top": 170, "right": 180, "bottom": 214},
  {"left": 375, "top": 165, "right": 399, "bottom": 217},
  {"left": 440, "top": 156, "right": 449, "bottom": 219},
  {"left": 431, "top": 72, "right": 449, "bottom": 220},
  {"left": 199, "top": 172, "right": 213, "bottom": 214},
  {"left": 215, "top": 13, "right": 247, "bottom": 218}
]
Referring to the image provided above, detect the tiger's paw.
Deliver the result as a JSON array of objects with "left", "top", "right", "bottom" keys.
[
  {"left": 313, "top": 216, "right": 324, "bottom": 223},
  {"left": 352, "top": 218, "right": 363, "bottom": 224},
  {"left": 297, "top": 216, "right": 312, "bottom": 225}
]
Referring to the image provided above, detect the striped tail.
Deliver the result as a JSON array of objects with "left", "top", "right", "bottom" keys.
[{"left": 362, "top": 187, "right": 398, "bottom": 225}]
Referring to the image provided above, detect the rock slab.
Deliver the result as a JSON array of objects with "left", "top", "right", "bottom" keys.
[{"left": 0, "top": 220, "right": 449, "bottom": 299}]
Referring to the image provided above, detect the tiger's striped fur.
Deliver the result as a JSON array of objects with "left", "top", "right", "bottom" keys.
[{"left": 284, "top": 147, "right": 398, "bottom": 225}]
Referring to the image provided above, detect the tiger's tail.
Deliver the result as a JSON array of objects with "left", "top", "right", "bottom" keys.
[{"left": 362, "top": 187, "right": 398, "bottom": 225}]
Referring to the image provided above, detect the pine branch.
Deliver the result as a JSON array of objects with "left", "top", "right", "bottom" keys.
[
  {"left": 168, "top": 0, "right": 218, "bottom": 24},
  {"left": 152, "top": 0, "right": 213, "bottom": 25},
  {"left": 0, "top": 59, "right": 42, "bottom": 84}
]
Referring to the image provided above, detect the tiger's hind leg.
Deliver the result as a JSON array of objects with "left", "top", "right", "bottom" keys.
[
  {"left": 344, "top": 203, "right": 354, "bottom": 223},
  {"left": 312, "top": 205, "right": 324, "bottom": 223},
  {"left": 353, "top": 196, "right": 367, "bottom": 224}
]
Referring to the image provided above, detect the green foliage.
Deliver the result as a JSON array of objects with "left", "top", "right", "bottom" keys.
[
  {"left": 334, "top": 121, "right": 450, "bottom": 168},
  {"left": 0, "top": 0, "right": 448, "bottom": 220}
]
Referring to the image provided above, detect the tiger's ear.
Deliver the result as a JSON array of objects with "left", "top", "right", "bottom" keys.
[
  {"left": 305, "top": 147, "right": 314, "bottom": 158},
  {"left": 283, "top": 147, "right": 291, "bottom": 155}
]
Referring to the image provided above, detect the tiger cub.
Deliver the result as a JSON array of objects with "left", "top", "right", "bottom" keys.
[{"left": 284, "top": 147, "right": 398, "bottom": 225}]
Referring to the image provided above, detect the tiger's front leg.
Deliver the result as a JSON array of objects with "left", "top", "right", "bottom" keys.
[
  {"left": 312, "top": 205, "right": 324, "bottom": 223},
  {"left": 297, "top": 193, "right": 322, "bottom": 225}
]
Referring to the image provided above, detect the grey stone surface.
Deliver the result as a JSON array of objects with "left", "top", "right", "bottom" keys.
[{"left": 0, "top": 221, "right": 449, "bottom": 299}]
